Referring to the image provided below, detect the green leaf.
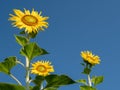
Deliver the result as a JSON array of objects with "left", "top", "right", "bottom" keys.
[
  {"left": 20, "top": 42, "right": 48, "bottom": 60},
  {"left": 80, "top": 63, "right": 85, "bottom": 66},
  {"left": 0, "top": 57, "right": 18, "bottom": 74},
  {"left": 15, "top": 35, "right": 28, "bottom": 46},
  {"left": 82, "top": 67, "right": 91, "bottom": 75},
  {"left": 76, "top": 79, "right": 87, "bottom": 85},
  {"left": 32, "top": 76, "right": 58, "bottom": 90},
  {"left": 32, "top": 86, "right": 58, "bottom": 90},
  {"left": 31, "top": 86, "right": 40, "bottom": 90},
  {"left": 19, "top": 30, "right": 26, "bottom": 35},
  {"left": 28, "top": 32, "right": 37, "bottom": 38},
  {"left": 19, "top": 30, "right": 37, "bottom": 38},
  {"left": 91, "top": 76, "right": 104, "bottom": 86},
  {"left": 80, "top": 86, "right": 97, "bottom": 90},
  {"left": 45, "top": 74, "right": 76, "bottom": 88},
  {"left": 0, "top": 83, "right": 25, "bottom": 90},
  {"left": 33, "top": 75, "right": 45, "bottom": 86}
]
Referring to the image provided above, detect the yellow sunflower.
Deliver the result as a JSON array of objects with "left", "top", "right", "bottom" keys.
[
  {"left": 31, "top": 61, "right": 54, "bottom": 76},
  {"left": 9, "top": 9, "right": 49, "bottom": 33},
  {"left": 81, "top": 51, "right": 100, "bottom": 65}
]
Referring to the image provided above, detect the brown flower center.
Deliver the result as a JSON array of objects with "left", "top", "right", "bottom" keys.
[
  {"left": 36, "top": 65, "right": 47, "bottom": 72},
  {"left": 21, "top": 15, "right": 38, "bottom": 26}
]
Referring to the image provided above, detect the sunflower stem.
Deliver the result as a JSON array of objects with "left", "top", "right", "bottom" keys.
[
  {"left": 17, "top": 60, "right": 25, "bottom": 68},
  {"left": 40, "top": 84, "right": 43, "bottom": 90},
  {"left": 25, "top": 57, "right": 30, "bottom": 90},
  {"left": 87, "top": 74, "right": 92, "bottom": 87},
  {"left": 9, "top": 73, "right": 22, "bottom": 85}
]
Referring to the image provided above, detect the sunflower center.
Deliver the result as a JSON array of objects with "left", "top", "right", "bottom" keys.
[
  {"left": 21, "top": 15, "right": 38, "bottom": 26},
  {"left": 36, "top": 65, "right": 47, "bottom": 72}
]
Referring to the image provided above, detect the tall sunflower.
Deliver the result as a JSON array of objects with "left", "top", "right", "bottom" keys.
[
  {"left": 31, "top": 61, "right": 54, "bottom": 76},
  {"left": 81, "top": 51, "right": 100, "bottom": 65},
  {"left": 9, "top": 9, "right": 49, "bottom": 34}
]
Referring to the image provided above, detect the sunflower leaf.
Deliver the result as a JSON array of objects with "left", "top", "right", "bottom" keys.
[
  {"left": 28, "top": 32, "right": 37, "bottom": 38},
  {"left": 32, "top": 75, "right": 57, "bottom": 90},
  {"left": 0, "top": 56, "right": 18, "bottom": 74},
  {"left": 82, "top": 67, "right": 91, "bottom": 75},
  {"left": 80, "top": 63, "right": 85, "bottom": 66},
  {"left": 91, "top": 76, "right": 104, "bottom": 86},
  {"left": 20, "top": 42, "right": 48, "bottom": 60},
  {"left": 19, "top": 30, "right": 26, "bottom": 35},
  {"left": 80, "top": 86, "right": 97, "bottom": 90},
  {"left": 0, "top": 83, "right": 25, "bottom": 90},
  {"left": 76, "top": 79, "right": 87, "bottom": 85},
  {"left": 33, "top": 75, "right": 45, "bottom": 86},
  {"left": 44, "top": 74, "right": 76, "bottom": 88},
  {"left": 15, "top": 35, "right": 28, "bottom": 46},
  {"left": 32, "top": 86, "right": 40, "bottom": 90}
]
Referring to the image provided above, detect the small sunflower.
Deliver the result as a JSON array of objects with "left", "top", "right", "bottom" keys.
[
  {"left": 9, "top": 9, "right": 49, "bottom": 33},
  {"left": 81, "top": 51, "right": 100, "bottom": 65},
  {"left": 31, "top": 61, "right": 54, "bottom": 76}
]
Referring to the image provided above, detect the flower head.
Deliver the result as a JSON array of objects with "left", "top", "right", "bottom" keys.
[
  {"left": 31, "top": 61, "right": 54, "bottom": 76},
  {"left": 9, "top": 9, "right": 49, "bottom": 34},
  {"left": 81, "top": 51, "right": 100, "bottom": 65}
]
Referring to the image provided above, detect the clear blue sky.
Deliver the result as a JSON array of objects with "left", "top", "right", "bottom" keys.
[{"left": 0, "top": 0, "right": 120, "bottom": 90}]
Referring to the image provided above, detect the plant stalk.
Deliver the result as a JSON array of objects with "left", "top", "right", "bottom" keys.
[
  {"left": 25, "top": 57, "right": 30, "bottom": 90},
  {"left": 17, "top": 61, "right": 25, "bottom": 68},
  {"left": 40, "top": 83, "right": 43, "bottom": 90},
  {"left": 87, "top": 74, "right": 92, "bottom": 87},
  {"left": 10, "top": 74, "right": 22, "bottom": 85}
]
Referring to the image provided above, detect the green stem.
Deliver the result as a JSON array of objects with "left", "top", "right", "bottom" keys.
[
  {"left": 87, "top": 74, "right": 92, "bottom": 87},
  {"left": 17, "top": 61, "right": 25, "bottom": 68},
  {"left": 10, "top": 74, "right": 22, "bottom": 85},
  {"left": 40, "top": 83, "right": 43, "bottom": 90},
  {"left": 25, "top": 57, "right": 30, "bottom": 90},
  {"left": 25, "top": 33, "right": 31, "bottom": 90}
]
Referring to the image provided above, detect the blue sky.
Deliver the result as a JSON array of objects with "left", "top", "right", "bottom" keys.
[{"left": 0, "top": 0, "right": 120, "bottom": 90}]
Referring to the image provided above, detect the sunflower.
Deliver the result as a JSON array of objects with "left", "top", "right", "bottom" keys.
[
  {"left": 81, "top": 51, "right": 100, "bottom": 65},
  {"left": 31, "top": 61, "right": 54, "bottom": 76},
  {"left": 9, "top": 9, "right": 49, "bottom": 34}
]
